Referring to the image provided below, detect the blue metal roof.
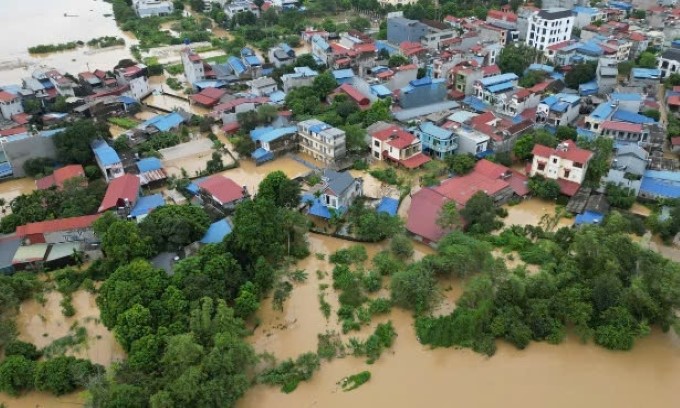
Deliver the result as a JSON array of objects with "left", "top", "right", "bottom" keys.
[
  {"left": 252, "top": 126, "right": 297, "bottom": 143},
  {"left": 200, "top": 219, "right": 232, "bottom": 244},
  {"left": 371, "top": 84, "right": 392, "bottom": 97},
  {"left": 129, "top": 194, "right": 165, "bottom": 218},
  {"left": 312, "top": 35, "right": 330, "bottom": 50},
  {"left": 309, "top": 122, "right": 331, "bottom": 133},
  {"left": 142, "top": 112, "right": 184, "bottom": 132},
  {"left": 269, "top": 90, "right": 286, "bottom": 104},
  {"left": 244, "top": 55, "right": 262, "bottom": 66},
  {"left": 631, "top": 68, "right": 661, "bottom": 79},
  {"left": 118, "top": 96, "right": 137, "bottom": 105},
  {"left": 186, "top": 182, "right": 200, "bottom": 195},
  {"left": 251, "top": 147, "right": 274, "bottom": 163},
  {"left": 376, "top": 40, "right": 399, "bottom": 55},
  {"left": 418, "top": 122, "right": 453, "bottom": 140},
  {"left": 552, "top": 102, "right": 570, "bottom": 113},
  {"left": 478, "top": 73, "right": 518, "bottom": 87},
  {"left": 228, "top": 56, "right": 246, "bottom": 75},
  {"left": 610, "top": 93, "right": 642, "bottom": 102},
  {"left": 410, "top": 77, "right": 432, "bottom": 87},
  {"left": 194, "top": 80, "right": 227, "bottom": 90},
  {"left": 91, "top": 139, "right": 120, "bottom": 166},
  {"left": 137, "top": 157, "right": 163, "bottom": 173},
  {"left": 527, "top": 63, "right": 554, "bottom": 73},
  {"left": 279, "top": 43, "right": 294, "bottom": 55},
  {"left": 577, "top": 41, "right": 603, "bottom": 56},
  {"left": 0, "top": 162, "right": 13, "bottom": 178},
  {"left": 573, "top": 6, "right": 599, "bottom": 15},
  {"left": 241, "top": 47, "right": 255, "bottom": 56},
  {"left": 590, "top": 102, "right": 615, "bottom": 120},
  {"left": 487, "top": 82, "right": 514, "bottom": 93},
  {"left": 308, "top": 198, "right": 332, "bottom": 219},
  {"left": 640, "top": 173, "right": 680, "bottom": 198},
  {"left": 376, "top": 197, "right": 398, "bottom": 216},
  {"left": 579, "top": 81, "right": 598, "bottom": 96},
  {"left": 574, "top": 210, "right": 604, "bottom": 226},
  {"left": 40, "top": 128, "right": 65, "bottom": 138},
  {"left": 611, "top": 109, "right": 656, "bottom": 124},
  {"left": 462, "top": 96, "right": 488, "bottom": 112},
  {"left": 332, "top": 69, "right": 354, "bottom": 80},
  {"left": 577, "top": 127, "right": 598, "bottom": 140}
]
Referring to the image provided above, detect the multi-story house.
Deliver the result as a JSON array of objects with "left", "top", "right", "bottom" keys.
[
  {"left": 224, "top": 1, "right": 258, "bottom": 19},
  {"left": 454, "top": 124, "right": 491, "bottom": 157},
  {"left": 0, "top": 91, "right": 23, "bottom": 120},
  {"left": 572, "top": 6, "right": 605, "bottom": 28},
  {"left": 414, "top": 122, "right": 458, "bottom": 160},
  {"left": 181, "top": 48, "right": 205, "bottom": 87},
  {"left": 449, "top": 63, "right": 501, "bottom": 96},
  {"left": 387, "top": 15, "right": 429, "bottom": 46},
  {"left": 370, "top": 125, "right": 431, "bottom": 169},
  {"left": 398, "top": 77, "right": 447, "bottom": 109},
  {"left": 311, "top": 35, "right": 332, "bottom": 66},
  {"left": 473, "top": 73, "right": 519, "bottom": 105},
  {"left": 297, "top": 119, "right": 346, "bottom": 165},
  {"left": 268, "top": 43, "right": 296, "bottom": 68},
  {"left": 535, "top": 93, "right": 581, "bottom": 127},
  {"left": 494, "top": 88, "right": 540, "bottom": 117},
  {"left": 115, "top": 64, "right": 150, "bottom": 101},
  {"left": 525, "top": 8, "right": 574, "bottom": 51},
  {"left": 603, "top": 144, "right": 648, "bottom": 196},
  {"left": 658, "top": 48, "right": 680, "bottom": 79},
  {"left": 308, "top": 169, "right": 363, "bottom": 218},
  {"left": 281, "top": 67, "right": 318, "bottom": 92},
  {"left": 596, "top": 58, "right": 618, "bottom": 95},
  {"left": 530, "top": 140, "right": 594, "bottom": 196}
]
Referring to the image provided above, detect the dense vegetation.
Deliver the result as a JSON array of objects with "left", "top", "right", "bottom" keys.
[{"left": 413, "top": 216, "right": 680, "bottom": 355}]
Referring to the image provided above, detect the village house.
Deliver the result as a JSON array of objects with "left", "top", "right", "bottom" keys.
[
  {"left": 98, "top": 173, "right": 141, "bottom": 213},
  {"left": 268, "top": 43, "right": 297, "bottom": 68},
  {"left": 133, "top": 0, "right": 174, "bottom": 18},
  {"left": 0, "top": 91, "right": 23, "bottom": 120},
  {"left": 249, "top": 77, "right": 278, "bottom": 97},
  {"left": 332, "top": 83, "right": 371, "bottom": 110},
  {"left": 398, "top": 77, "right": 447, "bottom": 109},
  {"left": 449, "top": 63, "right": 502, "bottom": 96},
  {"left": 297, "top": 119, "right": 346, "bottom": 165},
  {"left": 530, "top": 140, "right": 594, "bottom": 196},
  {"left": 413, "top": 121, "right": 458, "bottom": 160},
  {"left": 190, "top": 87, "right": 227, "bottom": 108},
  {"left": 115, "top": 64, "right": 151, "bottom": 101},
  {"left": 307, "top": 169, "right": 363, "bottom": 219},
  {"left": 658, "top": 48, "right": 680, "bottom": 79},
  {"left": 525, "top": 8, "right": 575, "bottom": 51},
  {"left": 473, "top": 73, "right": 519, "bottom": 106},
  {"left": 369, "top": 124, "right": 431, "bottom": 169},
  {"left": 454, "top": 124, "right": 491, "bottom": 158},
  {"left": 535, "top": 93, "right": 581, "bottom": 127},
  {"left": 91, "top": 139, "right": 124, "bottom": 182},
  {"left": 181, "top": 48, "right": 207, "bottom": 88},
  {"left": 250, "top": 126, "right": 298, "bottom": 164},
  {"left": 45, "top": 70, "right": 76, "bottom": 97},
  {"left": 16, "top": 214, "right": 101, "bottom": 245},
  {"left": 406, "top": 159, "right": 528, "bottom": 244},
  {"left": 224, "top": 1, "right": 259, "bottom": 19},
  {"left": 35, "top": 165, "right": 86, "bottom": 190},
  {"left": 197, "top": 175, "right": 248, "bottom": 212},
  {"left": 281, "top": 67, "right": 318, "bottom": 92},
  {"left": 603, "top": 144, "right": 649, "bottom": 196}
]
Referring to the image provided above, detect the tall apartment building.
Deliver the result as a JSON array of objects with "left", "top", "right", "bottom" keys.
[
  {"left": 297, "top": 119, "right": 347, "bottom": 165},
  {"left": 525, "top": 9, "right": 574, "bottom": 51}
]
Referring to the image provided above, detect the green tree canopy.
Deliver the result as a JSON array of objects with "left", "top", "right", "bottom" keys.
[
  {"left": 446, "top": 153, "right": 476, "bottom": 175},
  {"left": 460, "top": 192, "right": 501, "bottom": 234},
  {"left": 54, "top": 120, "right": 111, "bottom": 164},
  {"left": 139, "top": 205, "right": 211, "bottom": 253},
  {"left": 498, "top": 44, "right": 541, "bottom": 76},
  {"left": 257, "top": 171, "right": 301, "bottom": 208}
]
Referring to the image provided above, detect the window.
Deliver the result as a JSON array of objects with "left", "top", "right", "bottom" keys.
[
  {"left": 573, "top": 162, "right": 583, "bottom": 168},
  {"left": 564, "top": 169, "right": 571, "bottom": 178},
  {"left": 552, "top": 158, "right": 558, "bottom": 164},
  {"left": 374, "top": 140, "right": 380, "bottom": 147},
  {"left": 538, "top": 162, "right": 546, "bottom": 171}
]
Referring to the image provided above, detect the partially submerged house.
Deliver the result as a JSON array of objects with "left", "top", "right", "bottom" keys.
[
  {"left": 197, "top": 175, "right": 248, "bottom": 212},
  {"left": 369, "top": 124, "right": 431, "bottom": 169},
  {"left": 91, "top": 139, "right": 124, "bottom": 182},
  {"left": 306, "top": 169, "right": 363, "bottom": 219},
  {"left": 35, "top": 165, "right": 86, "bottom": 190},
  {"left": 530, "top": 140, "right": 594, "bottom": 196}
]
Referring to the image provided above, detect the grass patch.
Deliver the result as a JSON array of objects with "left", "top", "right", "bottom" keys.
[
  {"left": 42, "top": 325, "right": 88, "bottom": 358},
  {"left": 317, "top": 331, "right": 345, "bottom": 361},
  {"left": 347, "top": 321, "right": 397, "bottom": 364},
  {"left": 342, "top": 371, "right": 371, "bottom": 391},
  {"left": 108, "top": 117, "right": 138, "bottom": 129},
  {"left": 318, "top": 293, "right": 331, "bottom": 320},
  {"left": 258, "top": 352, "right": 320, "bottom": 393}
]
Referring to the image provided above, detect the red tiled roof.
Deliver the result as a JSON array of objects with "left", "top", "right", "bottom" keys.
[
  {"left": 98, "top": 174, "right": 140, "bottom": 212},
  {"left": 0, "top": 91, "right": 18, "bottom": 102},
  {"left": 16, "top": 214, "right": 101, "bottom": 237},
  {"left": 11, "top": 113, "right": 31, "bottom": 125},
  {"left": 532, "top": 140, "right": 594, "bottom": 164},
  {"left": 35, "top": 175, "right": 56, "bottom": 190},
  {"left": 601, "top": 121, "right": 643, "bottom": 133},
  {"left": 671, "top": 136, "right": 680, "bottom": 146},
  {"left": 354, "top": 43, "right": 376, "bottom": 53},
  {"left": 0, "top": 126, "right": 27, "bottom": 137},
  {"left": 547, "top": 40, "right": 573, "bottom": 51},
  {"left": 336, "top": 83, "right": 369, "bottom": 105},
  {"left": 406, "top": 188, "right": 448, "bottom": 243},
  {"left": 514, "top": 88, "right": 532, "bottom": 100},
  {"left": 261, "top": 1, "right": 272, "bottom": 11},
  {"left": 487, "top": 9, "right": 518, "bottom": 22},
  {"left": 557, "top": 179, "right": 581, "bottom": 197},
  {"left": 191, "top": 87, "right": 227, "bottom": 107},
  {"left": 481, "top": 65, "right": 501, "bottom": 76},
  {"left": 474, "top": 159, "right": 529, "bottom": 196},
  {"left": 376, "top": 70, "right": 394, "bottom": 79},
  {"left": 372, "top": 125, "right": 417, "bottom": 149},
  {"left": 188, "top": 54, "right": 202, "bottom": 62},
  {"left": 529, "top": 80, "right": 553, "bottom": 93},
  {"left": 435, "top": 171, "right": 509, "bottom": 206},
  {"left": 199, "top": 175, "right": 244, "bottom": 205},
  {"left": 396, "top": 64, "right": 418, "bottom": 71},
  {"left": 222, "top": 121, "right": 240, "bottom": 133},
  {"left": 399, "top": 153, "right": 431, "bottom": 169},
  {"left": 470, "top": 111, "right": 496, "bottom": 126},
  {"left": 448, "top": 89, "right": 465, "bottom": 100},
  {"left": 668, "top": 95, "right": 680, "bottom": 106},
  {"left": 37, "top": 165, "right": 86, "bottom": 190}
]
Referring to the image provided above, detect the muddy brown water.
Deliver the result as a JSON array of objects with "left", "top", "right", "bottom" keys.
[
  {"left": 0, "top": 177, "right": 36, "bottom": 207},
  {"left": 218, "top": 158, "right": 310, "bottom": 194},
  {"left": 503, "top": 198, "right": 573, "bottom": 229},
  {"left": 0, "top": 0, "right": 135, "bottom": 84},
  {"left": 238, "top": 234, "right": 680, "bottom": 408}
]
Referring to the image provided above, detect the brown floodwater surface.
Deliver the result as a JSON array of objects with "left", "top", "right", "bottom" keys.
[
  {"left": 238, "top": 234, "right": 680, "bottom": 408},
  {"left": 219, "top": 158, "right": 310, "bottom": 195},
  {"left": 503, "top": 198, "right": 572, "bottom": 229},
  {"left": 0, "top": 0, "right": 135, "bottom": 84}
]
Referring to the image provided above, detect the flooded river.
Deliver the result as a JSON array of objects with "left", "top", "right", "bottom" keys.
[
  {"left": 238, "top": 234, "right": 680, "bottom": 408},
  {"left": 0, "top": 0, "right": 134, "bottom": 84}
]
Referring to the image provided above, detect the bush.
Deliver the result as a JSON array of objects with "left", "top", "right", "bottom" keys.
[
  {"left": 258, "top": 352, "right": 320, "bottom": 393},
  {"left": 4, "top": 340, "right": 41, "bottom": 360},
  {"left": 342, "top": 371, "right": 371, "bottom": 391},
  {"left": 347, "top": 321, "right": 397, "bottom": 364},
  {"left": 390, "top": 264, "right": 438, "bottom": 313},
  {"left": 369, "top": 168, "right": 400, "bottom": 185},
  {"left": 0, "top": 356, "right": 36, "bottom": 396},
  {"left": 34, "top": 356, "right": 101, "bottom": 395}
]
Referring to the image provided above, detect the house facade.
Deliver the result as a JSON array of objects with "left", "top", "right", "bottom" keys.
[
  {"left": 658, "top": 48, "right": 680, "bottom": 79},
  {"left": 530, "top": 140, "right": 594, "bottom": 196},
  {"left": 535, "top": 93, "right": 581, "bottom": 127},
  {"left": 525, "top": 8, "right": 574, "bottom": 51},
  {"left": 181, "top": 49, "right": 205, "bottom": 87},
  {"left": 0, "top": 91, "right": 23, "bottom": 120},
  {"left": 414, "top": 121, "right": 458, "bottom": 160},
  {"left": 297, "top": 119, "right": 347, "bottom": 164},
  {"left": 370, "top": 125, "right": 431, "bottom": 168},
  {"left": 198, "top": 175, "right": 248, "bottom": 211},
  {"left": 320, "top": 169, "right": 363, "bottom": 213}
]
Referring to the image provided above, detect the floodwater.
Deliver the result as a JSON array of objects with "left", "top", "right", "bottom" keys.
[
  {"left": 144, "top": 93, "right": 209, "bottom": 116},
  {"left": 16, "top": 289, "right": 125, "bottom": 367},
  {"left": 503, "top": 198, "right": 573, "bottom": 229},
  {"left": 0, "top": 0, "right": 134, "bottom": 84},
  {"left": 1, "top": 391, "right": 83, "bottom": 408},
  {"left": 160, "top": 137, "right": 220, "bottom": 177},
  {"left": 0, "top": 177, "right": 37, "bottom": 206},
  {"left": 219, "top": 157, "right": 310, "bottom": 195},
  {"left": 239, "top": 234, "right": 680, "bottom": 408}
]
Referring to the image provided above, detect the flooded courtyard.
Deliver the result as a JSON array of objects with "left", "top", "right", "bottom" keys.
[{"left": 219, "top": 157, "right": 310, "bottom": 194}]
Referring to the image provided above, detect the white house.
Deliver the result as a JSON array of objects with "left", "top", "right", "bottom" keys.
[
  {"left": 0, "top": 91, "right": 23, "bottom": 120},
  {"left": 281, "top": 67, "right": 318, "bottom": 92},
  {"left": 249, "top": 77, "right": 278, "bottom": 96},
  {"left": 297, "top": 119, "right": 346, "bottom": 164},
  {"left": 224, "top": 1, "right": 258, "bottom": 19},
  {"left": 455, "top": 125, "right": 491, "bottom": 157},
  {"left": 181, "top": 48, "right": 205, "bottom": 86},
  {"left": 658, "top": 48, "right": 680, "bottom": 79},
  {"left": 320, "top": 169, "right": 363, "bottom": 212},
  {"left": 530, "top": 140, "right": 594, "bottom": 196},
  {"left": 525, "top": 8, "right": 574, "bottom": 51},
  {"left": 572, "top": 6, "right": 605, "bottom": 28},
  {"left": 133, "top": 0, "right": 174, "bottom": 18},
  {"left": 535, "top": 93, "right": 581, "bottom": 127},
  {"left": 45, "top": 70, "right": 76, "bottom": 97},
  {"left": 115, "top": 64, "right": 151, "bottom": 101},
  {"left": 369, "top": 125, "right": 431, "bottom": 169}
]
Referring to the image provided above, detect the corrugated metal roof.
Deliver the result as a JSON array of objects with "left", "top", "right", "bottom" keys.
[
  {"left": 129, "top": 194, "right": 165, "bottom": 218},
  {"left": 200, "top": 219, "right": 232, "bottom": 244},
  {"left": 46, "top": 242, "right": 80, "bottom": 262},
  {"left": 13, "top": 244, "right": 49, "bottom": 264}
]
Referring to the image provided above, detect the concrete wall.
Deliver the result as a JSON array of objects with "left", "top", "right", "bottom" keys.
[
  {"left": 44, "top": 228, "right": 97, "bottom": 245},
  {"left": 3, "top": 135, "right": 58, "bottom": 178}
]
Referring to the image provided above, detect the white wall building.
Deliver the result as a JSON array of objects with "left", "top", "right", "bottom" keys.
[
  {"left": 525, "top": 9, "right": 574, "bottom": 51},
  {"left": 297, "top": 119, "right": 347, "bottom": 164},
  {"left": 0, "top": 91, "right": 23, "bottom": 120},
  {"left": 133, "top": 0, "right": 174, "bottom": 18},
  {"left": 530, "top": 140, "right": 593, "bottom": 187},
  {"left": 181, "top": 49, "right": 205, "bottom": 86},
  {"left": 659, "top": 48, "right": 680, "bottom": 79}
]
